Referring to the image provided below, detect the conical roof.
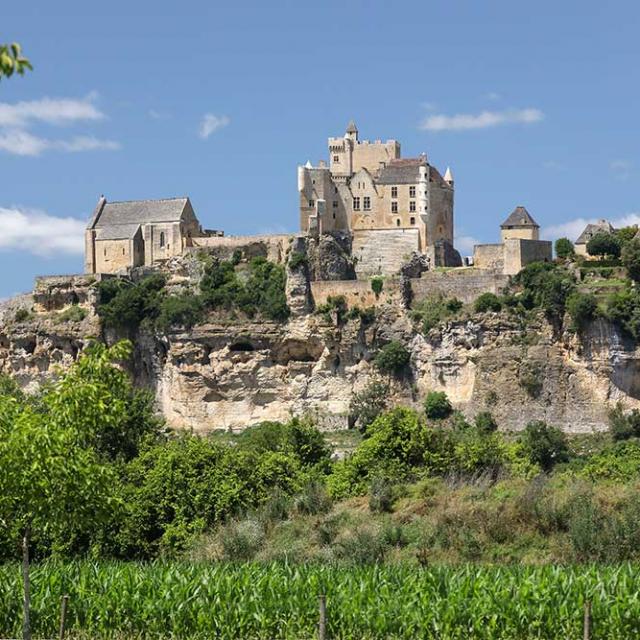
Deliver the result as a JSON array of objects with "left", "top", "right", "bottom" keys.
[
  {"left": 500, "top": 206, "right": 539, "bottom": 228},
  {"left": 444, "top": 166, "right": 454, "bottom": 182},
  {"left": 346, "top": 119, "right": 358, "bottom": 134}
]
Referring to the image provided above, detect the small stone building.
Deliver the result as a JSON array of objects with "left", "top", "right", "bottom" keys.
[
  {"left": 574, "top": 219, "right": 615, "bottom": 257},
  {"left": 474, "top": 206, "right": 552, "bottom": 275},
  {"left": 85, "top": 196, "right": 204, "bottom": 274}
]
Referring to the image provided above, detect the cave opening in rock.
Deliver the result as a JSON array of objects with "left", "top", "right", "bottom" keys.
[{"left": 229, "top": 341, "right": 255, "bottom": 352}]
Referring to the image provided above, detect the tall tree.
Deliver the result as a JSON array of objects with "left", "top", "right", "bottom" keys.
[{"left": 0, "top": 43, "right": 32, "bottom": 80}]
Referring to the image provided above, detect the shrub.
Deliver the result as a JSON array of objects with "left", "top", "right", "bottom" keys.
[
  {"left": 586, "top": 231, "right": 621, "bottom": 259},
  {"left": 411, "top": 294, "right": 463, "bottom": 333},
  {"left": 293, "top": 478, "right": 332, "bottom": 515},
  {"left": 609, "top": 404, "right": 640, "bottom": 441},
  {"left": 335, "top": 528, "right": 388, "bottom": 564},
  {"left": 370, "top": 276, "right": 384, "bottom": 298},
  {"left": 474, "top": 411, "right": 498, "bottom": 434},
  {"left": 621, "top": 237, "right": 640, "bottom": 282},
  {"left": 605, "top": 288, "right": 640, "bottom": 339},
  {"left": 474, "top": 292, "right": 502, "bottom": 313},
  {"left": 565, "top": 291, "right": 597, "bottom": 332},
  {"left": 579, "top": 440, "right": 640, "bottom": 481},
  {"left": 521, "top": 421, "right": 569, "bottom": 471},
  {"left": 288, "top": 251, "right": 307, "bottom": 271},
  {"left": 374, "top": 341, "right": 410, "bottom": 376},
  {"left": 349, "top": 379, "right": 390, "bottom": 433},
  {"left": 156, "top": 293, "right": 204, "bottom": 331},
  {"left": 220, "top": 518, "right": 265, "bottom": 561},
  {"left": 316, "top": 295, "right": 348, "bottom": 322},
  {"left": 424, "top": 391, "right": 453, "bottom": 420},
  {"left": 554, "top": 237, "right": 575, "bottom": 259},
  {"left": 14, "top": 308, "right": 31, "bottom": 322},
  {"left": 368, "top": 475, "right": 395, "bottom": 513},
  {"left": 230, "top": 249, "right": 243, "bottom": 266},
  {"left": 55, "top": 304, "right": 87, "bottom": 324},
  {"left": 519, "top": 362, "right": 543, "bottom": 398}
]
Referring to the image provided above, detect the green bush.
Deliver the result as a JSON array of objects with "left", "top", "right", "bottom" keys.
[
  {"left": 474, "top": 292, "right": 502, "bottom": 313},
  {"left": 521, "top": 421, "right": 569, "bottom": 471},
  {"left": 349, "top": 379, "right": 390, "bottom": 433},
  {"left": 579, "top": 440, "right": 640, "bottom": 481},
  {"left": 288, "top": 251, "right": 307, "bottom": 270},
  {"left": 230, "top": 249, "right": 243, "bottom": 266},
  {"left": 316, "top": 295, "right": 348, "bottom": 322},
  {"left": 621, "top": 237, "right": 640, "bottom": 282},
  {"left": 374, "top": 341, "right": 410, "bottom": 375},
  {"left": 609, "top": 404, "right": 640, "bottom": 441},
  {"left": 411, "top": 294, "right": 462, "bottom": 333},
  {"left": 368, "top": 475, "right": 395, "bottom": 513},
  {"left": 566, "top": 291, "right": 597, "bottom": 332},
  {"left": 156, "top": 293, "right": 204, "bottom": 331},
  {"left": 220, "top": 518, "right": 265, "bottom": 561},
  {"left": 424, "top": 391, "right": 453, "bottom": 420},
  {"left": 335, "top": 528, "right": 388, "bottom": 564},
  {"left": 587, "top": 231, "right": 621, "bottom": 259},
  {"left": 293, "top": 478, "right": 332, "bottom": 515},
  {"left": 605, "top": 288, "right": 640, "bottom": 339},
  {"left": 14, "top": 308, "right": 31, "bottom": 322},
  {"left": 55, "top": 304, "right": 87, "bottom": 324},
  {"left": 519, "top": 362, "right": 543, "bottom": 398},
  {"left": 474, "top": 411, "right": 498, "bottom": 434},
  {"left": 370, "top": 276, "right": 384, "bottom": 298},
  {"left": 554, "top": 237, "right": 575, "bottom": 259}
]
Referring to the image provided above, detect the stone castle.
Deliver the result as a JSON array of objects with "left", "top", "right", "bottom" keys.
[{"left": 84, "top": 121, "right": 551, "bottom": 277}]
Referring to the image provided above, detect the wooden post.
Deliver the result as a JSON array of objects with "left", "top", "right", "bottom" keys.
[
  {"left": 583, "top": 600, "right": 591, "bottom": 640},
  {"left": 59, "top": 595, "right": 69, "bottom": 640},
  {"left": 318, "top": 594, "right": 327, "bottom": 640}
]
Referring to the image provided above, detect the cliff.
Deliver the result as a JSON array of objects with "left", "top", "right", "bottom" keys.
[{"left": 1, "top": 244, "right": 639, "bottom": 434}]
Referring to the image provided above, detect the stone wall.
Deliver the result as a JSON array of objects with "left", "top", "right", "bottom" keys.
[
  {"left": 310, "top": 279, "right": 402, "bottom": 308},
  {"left": 503, "top": 238, "right": 552, "bottom": 275},
  {"left": 473, "top": 244, "right": 504, "bottom": 271},
  {"left": 190, "top": 234, "right": 294, "bottom": 264},
  {"left": 410, "top": 269, "right": 509, "bottom": 304},
  {"left": 352, "top": 228, "right": 420, "bottom": 277}
]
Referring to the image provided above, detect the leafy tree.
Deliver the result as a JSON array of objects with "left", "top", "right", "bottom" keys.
[
  {"left": 616, "top": 226, "right": 638, "bottom": 248},
  {"left": 474, "top": 292, "right": 502, "bottom": 313},
  {"left": 605, "top": 288, "right": 640, "bottom": 340},
  {"left": 349, "top": 379, "right": 390, "bottom": 433},
  {"left": 566, "top": 291, "right": 597, "bottom": 332},
  {"left": 521, "top": 420, "right": 569, "bottom": 471},
  {"left": 621, "top": 237, "right": 640, "bottom": 282},
  {"left": 374, "top": 341, "right": 410, "bottom": 376},
  {"left": 586, "top": 232, "right": 621, "bottom": 259},
  {"left": 0, "top": 43, "right": 32, "bottom": 80},
  {"left": 474, "top": 411, "right": 498, "bottom": 434},
  {"left": 424, "top": 391, "right": 453, "bottom": 420},
  {"left": 609, "top": 404, "right": 640, "bottom": 441},
  {"left": 370, "top": 276, "right": 384, "bottom": 298},
  {"left": 156, "top": 292, "right": 204, "bottom": 331},
  {"left": 554, "top": 237, "right": 575, "bottom": 259}
]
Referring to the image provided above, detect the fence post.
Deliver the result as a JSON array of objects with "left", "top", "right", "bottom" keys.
[
  {"left": 583, "top": 600, "right": 591, "bottom": 640},
  {"left": 318, "top": 594, "right": 327, "bottom": 640},
  {"left": 59, "top": 595, "right": 69, "bottom": 640}
]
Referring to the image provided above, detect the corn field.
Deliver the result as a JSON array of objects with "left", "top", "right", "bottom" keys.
[{"left": 1, "top": 561, "right": 640, "bottom": 639}]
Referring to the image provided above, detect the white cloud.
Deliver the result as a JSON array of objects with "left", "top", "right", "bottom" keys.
[
  {"left": 149, "top": 109, "right": 170, "bottom": 120},
  {"left": 199, "top": 113, "right": 230, "bottom": 139},
  {"left": 419, "top": 108, "right": 543, "bottom": 132},
  {"left": 0, "top": 129, "right": 120, "bottom": 156},
  {"left": 0, "top": 93, "right": 104, "bottom": 128},
  {"left": 485, "top": 92, "right": 502, "bottom": 101},
  {"left": 0, "top": 206, "right": 85, "bottom": 256},
  {"left": 542, "top": 213, "right": 640, "bottom": 243},
  {"left": 455, "top": 234, "right": 481, "bottom": 255}
]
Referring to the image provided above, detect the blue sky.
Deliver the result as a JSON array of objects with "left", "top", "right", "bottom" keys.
[{"left": 1, "top": 0, "right": 639, "bottom": 297}]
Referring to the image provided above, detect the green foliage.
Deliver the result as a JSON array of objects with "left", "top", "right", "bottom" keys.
[
  {"left": 518, "top": 362, "right": 543, "bottom": 398},
  {"left": 554, "top": 237, "right": 575, "bottom": 259},
  {"left": 288, "top": 251, "right": 307, "bottom": 270},
  {"left": 370, "top": 276, "right": 384, "bottom": 297},
  {"left": 200, "top": 257, "right": 289, "bottom": 321},
  {"left": 230, "top": 249, "right": 243, "bottom": 266},
  {"left": 605, "top": 287, "right": 640, "bottom": 339},
  {"left": 474, "top": 411, "right": 498, "bottom": 434},
  {"left": 155, "top": 292, "right": 204, "bottom": 331},
  {"left": 316, "top": 295, "right": 347, "bottom": 322},
  {"left": 586, "top": 231, "right": 621, "bottom": 259},
  {"left": 14, "top": 308, "right": 31, "bottom": 322},
  {"left": 293, "top": 478, "right": 332, "bottom": 515},
  {"left": 565, "top": 291, "right": 597, "bottom": 332},
  {"left": 579, "top": 440, "right": 640, "bottom": 481},
  {"left": 374, "top": 341, "right": 410, "bottom": 376},
  {"left": 621, "top": 237, "right": 640, "bottom": 282},
  {"left": 423, "top": 391, "right": 453, "bottom": 420},
  {"left": 55, "top": 304, "right": 87, "bottom": 324},
  {"left": 521, "top": 421, "right": 569, "bottom": 471},
  {"left": 609, "top": 403, "right": 640, "bottom": 441},
  {"left": 0, "top": 42, "right": 32, "bottom": 80},
  {"left": 346, "top": 305, "right": 376, "bottom": 325},
  {"left": 474, "top": 292, "right": 502, "bottom": 313},
  {"left": 220, "top": 518, "right": 265, "bottom": 560},
  {"left": 368, "top": 475, "right": 396, "bottom": 513},
  {"left": 411, "top": 294, "right": 462, "bottom": 333},
  {"left": 349, "top": 379, "right": 390, "bottom": 433}
]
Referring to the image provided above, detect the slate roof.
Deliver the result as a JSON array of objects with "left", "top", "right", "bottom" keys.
[
  {"left": 346, "top": 120, "right": 358, "bottom": 133},
  {"left": 575, "top": 220, "right": 615, "bottom": 244},
  {"left": 377, "top": 158, "right": 448, "bottom": 186},
  {"left": 95, "top": 223, "right": 142, "bottom": 240},
  {"left": 500, "top": 206, "right": 539, "bottom": 228},
  {"left": 94, "top": 197, "right": 189, "bottom": 229}
]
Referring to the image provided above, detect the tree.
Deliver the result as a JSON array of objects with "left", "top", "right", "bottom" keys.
[
  {"left": 566, "top": 291, "right": 597, "bottom": 332},
  {"left": 474, "top": 292, "right": 502, "bottom": 313},
  {"left": 521, "top": 420, "right": 569, "bottom": 471},
  {"left": 0, "top": 43, "right": 32, "bottom": 80},
  {"left": 622, "top": 237, "right": 640, "bottom": 282},
  {"left": 371, "top": 276, "right": 384, "bottom": 298},
  {"left": 374, "top": 341, "right": 410, "bottom": 376},
  {"left": 349, "top": 379, "right": 390, "bottom": 433},
  {"left": 424, "top": 391, "right": 453, "bottom": 420},
  {"left": 586, "top": 232, "right": 621, "bottom": 259},
  {"left": 555, "top": 237, "right": 575, "bottom": 259}
]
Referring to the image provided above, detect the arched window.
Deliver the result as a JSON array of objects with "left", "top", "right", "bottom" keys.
[{"left": 159, "top": 232, "right": 165, "bottom": 248}]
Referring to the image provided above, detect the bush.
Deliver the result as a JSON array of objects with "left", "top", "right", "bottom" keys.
[
  {"left": 519, "top": 362, "right": 543, "bottom": 398},
  {"left": 349, "top": 380, "right": 390, "bottom": 433},
  {"left": 474, "top": 411, "right": 498, "bottom": 434},
  {"left": 14, "top": 308, "right": 31, "bottom": 322},
  {"left": 621, "top": 237, "right": 640, "bottom": 282},
  {"left": 55, "top": 304, "right": 87, "bottom": 324},
  {"left": 609, "top": 404, "right": 640, "bottom": 441},
  {"left": 316, "top": 295, "right": 348, "bottom": 322},
  {"left": 230, "top": 249, "right": 243, "bottom": 266},
  {"left": 293, "top": 478, "right": 332, "bottom": 515},
  {"left": 370, "top": 276, "right": 384, "bottom": 298},
  {"left": 424, "top": 391, "right": 453, "bottom": 420},
  {"left": 579, "top": 440, "right": 640, "bottom": 481},
  {"left": 605, "top": 288, "right": 640, "bottom": 339},
  {"left": 566, "top": 291, "right": 597, "bottom": 332},
  {"left": 374, "top": 341, "right": 410, "bottom": 376},
  {"left": 335, "top": 528, "right": 388, "bottom": 564},
  {"left": 411, "top": 294, "right": 463, "bottom": 333},
  {"left": 474, "top": 292, "right": 502, "bottom": 313},
  {"left": 555, "top": 237, "right": 575, "bottom": 259},
  {"left": 220, "top": 518, "right": 265, "bottom": 561},
  {"left": 288, "top": 251, "right": 307, "bottom": 271},
  {"left": 587, "top": 231, "right": 621, "bottom": 259},
  {"left": 521, "top": 421, "right": 569, "bottom": 471},
  {"left": 156, "top": 293, "right": 204, "bottom": 331},
  {"left": 368, "top": 475, "right": 395, "bottom": 513}
]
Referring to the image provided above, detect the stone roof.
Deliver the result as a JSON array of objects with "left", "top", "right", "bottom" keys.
[
  {"left": 377, "top": 158, "right": 448, "bottom": 186},
  {"left": 89, "top": 197, "right": 190, "bottom": 239},
  {"left": 500, "top": 206, "right": 539, "bottom": 228},
  {"left": 575, "top": 220, "right": 615, "bottom": 245},
  {"left": 346, "top": 119, "right": 358, "bottom": 133}
]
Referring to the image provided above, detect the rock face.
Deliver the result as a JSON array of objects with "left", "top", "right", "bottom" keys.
[{"left": 2, "top": 248, "right": 640, "bottom": 434}]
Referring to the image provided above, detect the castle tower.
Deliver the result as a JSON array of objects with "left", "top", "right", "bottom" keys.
[
  {"left": 500, "top": 206, "right": 540, "bottom": 241},
  {"left": 345, "top": 119, "right": 358, "bottom": 142}
]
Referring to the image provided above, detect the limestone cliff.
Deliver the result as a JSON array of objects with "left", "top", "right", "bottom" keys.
[{"left": 2, "top": 251, "right": 640, "bottom": 434}]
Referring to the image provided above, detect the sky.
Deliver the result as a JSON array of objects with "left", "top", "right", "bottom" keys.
[{"left": 1, "top": 0, "right": 640, "bottom": 297}]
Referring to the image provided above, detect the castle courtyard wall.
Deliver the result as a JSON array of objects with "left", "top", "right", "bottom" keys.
[
  {"left": 473, "top": 244, "right": 504, "bottom": 271},
  {"left": 352, "top": 228, "right": 420, "bottom": 277}
]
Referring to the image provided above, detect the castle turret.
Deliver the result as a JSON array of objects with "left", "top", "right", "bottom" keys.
[
  {"left": 444, "top": 166, "right": 454, "bottom": 185},
  {"left": 345, "top": 119, "right": 358, "bottom": 142}
]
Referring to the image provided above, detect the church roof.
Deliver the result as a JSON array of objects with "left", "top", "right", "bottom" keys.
[
  {"left": 500, "top": 206, "right": 539, "bottom": 228},
  {"left": 575, "top": 219, "right": 615, "bottom": 244},
  {"left": 376, "top": 158, "right": 449, "bottom": 187},
  {"left": 346, "top": 119, "right": 358, "bottom": 133},
  {"left": 90, "top": 197, "right": 190, "bottom": 236}
]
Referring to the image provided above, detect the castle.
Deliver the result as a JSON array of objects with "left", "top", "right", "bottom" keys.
[{"left": 84, "top": 121, "right": 550, "bottom": 278}]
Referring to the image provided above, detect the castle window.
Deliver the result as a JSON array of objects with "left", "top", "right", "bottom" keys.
[
  {"left": 333, "top": 201, "right": 338, "bottom": 208},
  {"left": 353, "top": 197, "right": 361, "bottom": 211},
  {"left": 363, "top": 196, "right": 371, "bottom": 211},
  {"left": 333, "top": 155, "right": 340, "bottom": 163},
  {"left": 334, "top": 186, "right": 338, "bottom": 193},
  {"left": 410, "top": 217, "right": 416, "bottom": 225},
  {"left": 391, "top": 186, "right": 398, "bottom": 198},
  {"left": 333, "top": 212, "right": 336, "bottom": 219},
  {"left": 409, "top": 201, "right": 416, "bottom": 212},
  {"left": 396, "top": 219, "right": 401, "bottom": 227},
  {"left": 159, "top": 232, "right": 165, "bottom": 248},
  {"left": 391, "top": 201, "right": 398, "bottom": 213},
  {"left": 309, "top": 199, "right": 315, "bottom": 207},
  {"left": 409, "top": 186, "right": 416, "bottom": 197},
  {"left": 122, "top": 248, "right": 125, "bottom": 255}
]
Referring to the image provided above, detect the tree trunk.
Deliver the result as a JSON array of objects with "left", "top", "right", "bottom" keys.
[{"left": 22, "top": 525, "right": 31, "bottom": 640}]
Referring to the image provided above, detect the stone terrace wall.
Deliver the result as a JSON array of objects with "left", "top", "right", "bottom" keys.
[
  {"left": 473, "top": 244, "right": 504, "bottom": 271},
  {"left": 310, "top": 279, "right": 403, "bottom": 308},
  {"left": 190, "top": 234, "right": 295, "bottom": 264},
  {"left": 352, "top": 228, "right": 420, "bottom": 277},
  {"left": 410, "top": 269, "right": 509, "bottom": 304}
]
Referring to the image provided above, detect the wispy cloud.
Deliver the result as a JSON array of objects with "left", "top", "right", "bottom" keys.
[
  {"left": 199, "top": 113, "right": 230, "bottom": 139},
  {"left": 149, "top": 109, "right": 170, "bottom": 120},
  {"left": 0, "top": 206, "right": 85, "bottom": 256},
  {"left": 542, "top": 213, "right": 640, "bottom": 243},
  {"left": 0, "top": 130, "right": 119, "bottom": 156},
  {"left": 455, "top": 234, "right": 481, "bottom": 255},
  {"left": 0, "top": 93, "right": 104, "bottom": 128},
  {"left": 419, "top": 108, "right": 543, "bottom": 132},
  {"left": 484, "top": 92, "right": 502, "bottom": 101}
]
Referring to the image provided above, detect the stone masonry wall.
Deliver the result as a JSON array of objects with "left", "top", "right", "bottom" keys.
[
  {"left": 410, "top": 270, "right": 510, "bottom": 304},
  {"left": 352, "top": 228, "right": 420, "bottom": 277},
  {"left": 473, "top": 244, "right": 504, "bottom": 271},
  {"left": 189, "top": 234, "right": 294, "bottom": 264},
  {"left": 310, "top": 279, "right": 403, "bottom": 308}
]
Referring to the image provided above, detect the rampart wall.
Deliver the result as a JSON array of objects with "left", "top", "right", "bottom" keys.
[
  {"left": 352, "top": 228, "right": 420, "bottom": 277},
  {"left": 310, "top": 279, "right": 403, "bottom": 308},
  {"left": 410, "top": 269, "right": 510, "bottom": 304},
  {"left": 189, "top": 234, "right": 295, "bottom": 264}
]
